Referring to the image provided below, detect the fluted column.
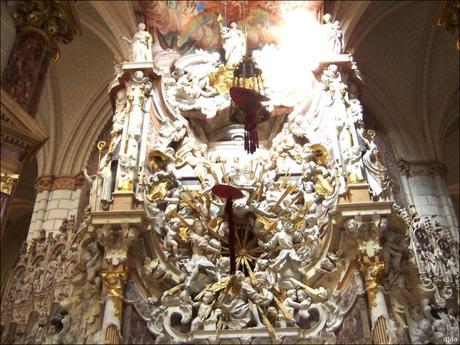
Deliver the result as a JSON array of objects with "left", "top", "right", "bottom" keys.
[
  {"left": 1, "top": 0, "right": 79, "bottom": 116},
  {"left": 360, "top": 257, "right": 390, "bottom": 344},
  {"left": 101, "top": 269, "right": 127, "bottom": 345}
]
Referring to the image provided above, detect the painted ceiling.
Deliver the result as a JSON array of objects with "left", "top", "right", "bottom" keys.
[{"left": 140, "top": 0, "right": 323, "bottom": 52}]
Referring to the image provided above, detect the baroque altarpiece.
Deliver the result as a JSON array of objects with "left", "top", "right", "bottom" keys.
[{"left": 1, "top": 2, "right": 459, "bottom": 344}]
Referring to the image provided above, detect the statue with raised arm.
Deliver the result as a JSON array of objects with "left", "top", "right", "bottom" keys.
[
  {"left": 123, "top": 23, "right": 153, "bottom": 62},
  {"left": 218, "top": 16, "right": 247, "bottom": 67}
]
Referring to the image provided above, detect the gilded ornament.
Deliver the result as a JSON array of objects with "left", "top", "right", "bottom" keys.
[
  {"left": 11, "top": 0, "right": 80, "bottom": 61},
  {"left": 255, "top": 213, "right": 276, "bottom": 233},
  {"left": 208, "top": 65, "right": 234, "bottom": 94},
  {"left": 0, "top": 173, "right": 19, "bottom": 195},
  {"left": 146, "top": 178, "right": 175, "bottom": 202},
  {"left": 101, "top": 271, "right": 127, "bottom": 298},
  {"left": 148, "top": 150, "right": 170, "bottom": 171},
  {"left": 347, "top": 171, "right": 365, "bottom": 184},
  {"left": 120, "top": 179, "right": 134, "bottom": 192},
  {"left": 97, "top": 141, "right": 107, "bottom": 166},
  {"left": 361, "top": 260, "right": 385, "bottom": 307},
  {"left": 314, "top": 174, "right": 335, "bottom": 196},
  {"left": 308, "top": 144, "right": 329, "bottom": 166}
]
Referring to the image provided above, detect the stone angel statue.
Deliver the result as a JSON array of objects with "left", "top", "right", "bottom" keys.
[{"left": 123, "top": 23, "right": 153, "bottom": 62}]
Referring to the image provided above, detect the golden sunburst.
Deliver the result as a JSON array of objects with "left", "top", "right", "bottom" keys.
[{"left": 221, "top": 224, "right": 266, "bottom": 278}]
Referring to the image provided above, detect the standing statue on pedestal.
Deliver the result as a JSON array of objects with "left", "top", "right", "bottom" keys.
[
  {"left": 362, "top": 140, "right": 392, "bottom": 201},
  {"left": 99, "top": 152, "right": 113, "bottom": 209},
  {"left": 123, "top": 23, "right": 153, "bottom": 62},
  {"left": 322, "top": 14, "right": 344, "bottom": 54},
  {"left": 83, "top": 151, "right": 113, "bottom": 211},
  {"left": 218, "top": 15, "right": 247, "bottom": 66}
]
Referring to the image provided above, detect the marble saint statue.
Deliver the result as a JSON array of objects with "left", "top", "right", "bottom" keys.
[
  {"left": 124, "top": 23, "right": 153, "bottom": 62},
  {"left": 323, "top": 13, "right": 344, "bottom": 54},
  {"left": 218, "top": 17, "right": 247, "bottom": 66}
]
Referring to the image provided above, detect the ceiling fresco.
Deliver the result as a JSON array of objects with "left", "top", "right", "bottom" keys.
[{"left": 140, "top": 0, "right": 323, "bottom": 51}]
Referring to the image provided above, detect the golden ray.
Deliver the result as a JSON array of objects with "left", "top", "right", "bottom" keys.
[
  {"left": 274, "top": 295, "right": 293, "bottom": 320},
  {"left": 243, "top": 226, "right": 250, "bottom": 246},
  {"left": 235, "top": 229, "right": 243, "bottom": 248},
  {"left": 257, "top": 305, "right": 275, "bottom": 334}
]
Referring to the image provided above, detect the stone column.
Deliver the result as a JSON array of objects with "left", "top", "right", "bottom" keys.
[
  {"left": 397, "top": 160, "right": 458, "bottom": 240},
  {"left": 28, "top": 174, "right": 85, "bottom": 240},
  {"left": 1, "top": 0, "right": 79, "bottom": 116}
]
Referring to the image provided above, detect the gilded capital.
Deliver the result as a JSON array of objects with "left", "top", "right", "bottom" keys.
[
  {"left": 361, "top": 258, "right": 385, "bottom": 287},
  {"left": 0, "top": 173, "right": 20, "bottom": 195},
  {"left": 101, "top": 270, "right": 127, "bottom": 298},
  {"left": 101, "top": 270, "right": 127, "bottom": 318},
  {"left": 361, "top": 258, "right": 385, "bottom": 308},
  {"left": 11, "top": 0, "right": 80, "bottom": 60}
]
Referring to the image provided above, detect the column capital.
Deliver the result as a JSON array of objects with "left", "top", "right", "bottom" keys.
[
  {"left": 33, "top": 172, "right": 87, "bottom": 192},
  {"left": 360, "top": 256, "right": 385, "bottom": 285},
  {"left": 397, "top": 159, "right": 447, "bottom": 177},
  {"left": 101, "top": 270, "right": 128, "bottom": 298},
  {"left": 94, "top": 223, "right": 145, "bottom": 266},
  {"left": 11, "top": 0, "right": 80, "bottom": 61},
  {"left": 0, "top": 172, "right": 20, "bottom": 196}
]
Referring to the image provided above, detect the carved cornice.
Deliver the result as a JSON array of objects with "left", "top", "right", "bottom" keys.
[
  {"left": 11, "top": 0, "right": 80, "bottom": 61},
  {"left": 1, "top": 89, "right": 48, "bottom": 170},
  {"left": 397, "top": 159, "right": 447, "bottom": 177},
  {"left": 34, "top": 172, "right": 86, "bottom": 192}
]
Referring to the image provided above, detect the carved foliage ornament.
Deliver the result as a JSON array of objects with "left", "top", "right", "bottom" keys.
[
  {"left": 34, "top": 173, "right": 86, "bottom": 192},
  {"left": 397, "top": 160, "right": 447, "bottom": 177}
]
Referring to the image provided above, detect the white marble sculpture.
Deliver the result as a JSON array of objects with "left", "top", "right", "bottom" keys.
[
  {"left": 219, "top": 20, "right": 247, "bottom": 66},
  {"left": 362, "top": 141, "right": 392, "bottom": 200},
  {"left": 322, "top": 14, "right": 344, "bottom": 55},
  {"left": 164, "top": 50, "right": 228, "bottom": 118},
  {"left": 123, "top": 23, "right": 153, "bottom": 62},
  {"left": 259, "top": 217, "right": 303, "bottom": 289},
  {"left": 5, "top": 20, "right": 450, "bottom": 345}
]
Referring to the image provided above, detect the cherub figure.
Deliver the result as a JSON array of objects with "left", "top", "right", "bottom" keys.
[{"left": 191, "top": 291, "right": 214, "bottom": 331}]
